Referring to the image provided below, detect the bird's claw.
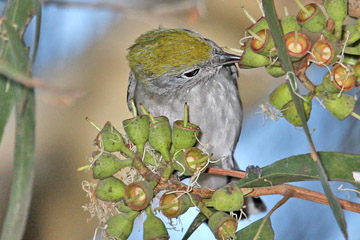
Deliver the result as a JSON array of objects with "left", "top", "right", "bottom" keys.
[{"left": 245, "top": 165, "right": 262, "bottom": 179}]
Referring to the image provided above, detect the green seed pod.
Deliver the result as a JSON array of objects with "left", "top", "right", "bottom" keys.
[
  {"left": 95, "top": 121, "right": 135, "bottom": 158},
  {"left": 246, "top": 16, "right": 269, "bottom": 33},
  {"left": 122, "top": 115, "right": 150, "bottom": 155},
  {"left": 96, "top": 176, "right": 126, "bottom": 202},
  {"left": 284, "top": 31, "right": 311, "bottom": 61},
  {"left": 310, "top": 38, "right": 340, "bottom": 66},
  {"left": 238, "top": 41, "right": 270, "bottom": 68},
  {"left": 92, "top": 151, "right": 132, "bottom": 179},
  {"left": 173, "top": 147, "right": 210, "bottom": 176},
  {"left": 344, "top": 24, "right": 360, "bottom": 45},
  {"left": 281, "top": 16, "right": 302, "bottom": 35},
  {"left": 296, "top": 3, "right": 326, "bottom": 33},
  {"left": 321, "top": 73, "right": 340, "bottom": 93},
  {"left": 208, "top": 212, "right": 238, "bottom": 240},
  {"left": 250, "top": 29, "right": 276, "bottom": 57},
  {"left": 205, "top": 184, "right": 246, "bottom": 212},
  {"left": 317, "top": 92, "right": 356, "bottom": 120},
  {"left": 144, "top": 207, "right": 170, "bottom": 240},
  {"left": 331, "top": 64, "right": 356, "bottom": 91},
  {"left": 269, "top": 83, "right": 292, "bottom": 110},
  {"left": 159, "top": 192, "right": 192, "bottom": 218},
  {"left": 125, "top": 181, "right": 154, "bottom": 210},
  {"left": 172, "top": 120, "right": 200, "bottom": 153},
  {"left": 324, "top": 0, "right": 347, "bottom": 39},
  {"left": 282, "top": 95, "right": 312, "bottom": 127},
  {"left": 353, "top": 60, "right": 360, "bottom": 78},
  {"left": 105, "top": 210, "right": 139, "bottom": 239},
  {"left": 266, "top": 64, "right": 286, "bottom": 78},
  {"left": 343, "top": 55, "right": 359, "bottom": 66},
  {"left": 149, "top": 117, "right": 172, "bottom": 161}
]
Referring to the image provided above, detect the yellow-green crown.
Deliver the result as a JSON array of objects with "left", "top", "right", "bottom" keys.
[{"left": 127, "top": 28, "right": 212, "bottom": 80}]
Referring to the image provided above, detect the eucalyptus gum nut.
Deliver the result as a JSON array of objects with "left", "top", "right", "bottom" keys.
[
  {"left": 144, "top": 208, "right": 169, "bottom": 240},
  {"left": 208, "top": 212, "right": 238, "bottom": 240},
  {"left": 125, "top": 181, "right": 154, "bottom": 210},
  {"left": 160, "top": 193, "right": 192, "bottom": 218},
  {"left": 296, "top": 3, "right": 326, "bottom": 33},
  {"left": 95, "top": 122, "right": 135, "bottom": 158},
  {"left": 281, "top": 16, "right": 302, "bottom": 35},
  {"left": 96, "top": 177, "right": 126, "bottom": 202},
  {"left": 105, "top": 210, "right": 139, "bottom": 239},
  {"left": 149, "top": 117, "right": 172, "bottom": 161},
  {"left": 92, "top": 151, "right": 131, "bottom": 179},
  {"left": 284, "top": 32, "right": 311, "bottom": 61},
  {"left": 318, "top": 93, "right": 356, "bottom": 120},
  {"left": 172, "top": 120, "right": 200, "bottom": 152},
  {"left": 311, "top": 39, "right": 340, "bottom": 66},
  {"left": 266, "top": 64, "right": 286, "bottom": 78},
  {"left": 238, "top": 42, "right": 271, "bottom": 68},
  {"left": 321, "top": 73, "right": 340, "bottom": 93},
  {"left": 332, "top": 64, "right": 356, "bottom": 91},
  {"left": 282, "top": 97, "right": 312, "bottom": 127},
  {"left": 205, "top": 184, "right": 244, "bottom": 212},
  {"left": 250, "top": 29, "right": 276, "bottom": 57},
  {"left": 174, "top": 147, "right": 208, "bottom": 176},
  {"left": 246, "top": 16, "right": 269, "bottom": 33},
  {"left": 269, "top": 83, "right": 292, "bottom": 110},
  {"left": 122, "top": 115, "right": 150, "bottom": 154}
]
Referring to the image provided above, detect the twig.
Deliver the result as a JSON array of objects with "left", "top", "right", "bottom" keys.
[
  {"left": 206, "top": 168, "right": 246, "bottom": 179},
  {"left": 246, "top": 184, "right": 360, "bottom": 213}
]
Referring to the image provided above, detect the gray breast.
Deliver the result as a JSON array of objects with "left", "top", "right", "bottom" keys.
[{"left": 129, "top": 65, "right": 242, "bottom": 187}]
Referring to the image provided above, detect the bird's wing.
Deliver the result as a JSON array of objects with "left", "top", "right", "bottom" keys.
[{"left": 127, "top": 71, "right": 137, "bottom": 111}]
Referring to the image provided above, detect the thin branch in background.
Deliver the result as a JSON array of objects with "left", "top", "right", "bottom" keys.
[{"left": 43, "top": 0, "right": 200, "bottom": 15}]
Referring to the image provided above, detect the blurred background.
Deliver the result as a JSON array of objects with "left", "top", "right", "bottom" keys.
[{"left": 0, "top": 0, "right": 359, "bottom": 239}]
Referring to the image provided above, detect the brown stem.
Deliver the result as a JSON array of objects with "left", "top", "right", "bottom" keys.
[
  {"left": 132, "top": 155, "right": 159, "bottom": 183},
  {"left": 245, "top": 184, "right": 360, "bottom": 213},
  {"left": 206, "top": 168, "right": 246, "bottom": 179},
  {"left": 293, "top": 57, "right": 317, "bottom": 93}
]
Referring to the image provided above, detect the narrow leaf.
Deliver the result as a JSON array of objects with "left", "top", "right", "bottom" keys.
[
  {"left": 182, "top": 212, "right": 209, "bottom": 240},
  {"left": 0, "top": 87, "right": 36, "bottom": 240},
  {"left": 237, "top": 152, "right": 360, "bottom": 189},
  {"left": 236, "top": 217, "right": 274, "bottom": 240}
]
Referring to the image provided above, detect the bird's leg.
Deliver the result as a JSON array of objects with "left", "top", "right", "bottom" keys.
[{"left": 245, "top": 165, "right": 262, "bottom": 179}]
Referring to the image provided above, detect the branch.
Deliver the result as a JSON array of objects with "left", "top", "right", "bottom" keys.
[{"left": 246, "top": 184, "right": 360, "bottom": 214}]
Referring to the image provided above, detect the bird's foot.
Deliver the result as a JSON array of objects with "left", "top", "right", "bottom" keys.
[{"left": 245, "top": 165, "right": 262, "bottom": 179}]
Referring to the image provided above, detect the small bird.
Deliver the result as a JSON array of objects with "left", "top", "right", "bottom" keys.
[
  {"left": 126, "top": 27, "right": 265, "bottom": 214},
  {"left": 127, "top": 27, "right": 241, "bottom": 187}
]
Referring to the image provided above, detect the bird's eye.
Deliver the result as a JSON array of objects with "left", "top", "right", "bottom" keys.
[{"left": 183, "top": 69, "right": 200, "bottom": 78}]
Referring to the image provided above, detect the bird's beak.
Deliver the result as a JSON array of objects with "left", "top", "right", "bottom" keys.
[{"left": 217, "top": 51, "right": 241, "bottom": 65}]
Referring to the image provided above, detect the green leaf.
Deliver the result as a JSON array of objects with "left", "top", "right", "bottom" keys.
[
  {"left": 237, "top": 152, "right": 360, "bottom": 189},
  {"left": 236, "top": 217, "right": 274, "bottom": 240},
  {"left": 263, "top": 1, "right": 348, "bottom": 238},
  {"left": 0, "top": 1, "right": 41, "bottom": 240},
  {"left": 182, "top": 212, "right": 209, "bottom": 240},
  {"left": 0, "top": 87, "right": 36, "bottom": 240},
  {"left": 0, "top": 78, "right": 14, "bottom": 143}
]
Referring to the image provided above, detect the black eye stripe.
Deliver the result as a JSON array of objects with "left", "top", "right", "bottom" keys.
[{"left": 184, "top": 69, "right": 199, "bottom": 78}]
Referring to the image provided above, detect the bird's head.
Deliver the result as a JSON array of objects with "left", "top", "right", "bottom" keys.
[{"left": 127, "top": 28, "right": 240, "bottom": 94}]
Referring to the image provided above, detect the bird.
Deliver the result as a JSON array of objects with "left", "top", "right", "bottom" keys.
[{"left": 126, "top": 28, "right": 265, "bottom": 213}]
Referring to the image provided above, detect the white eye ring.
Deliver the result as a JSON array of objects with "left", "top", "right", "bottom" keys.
[{"left": 183, "top": 68, "right": 200, "bottom": 78}]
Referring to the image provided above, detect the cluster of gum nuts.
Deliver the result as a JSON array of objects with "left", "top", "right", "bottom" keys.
[
  {"left": 231, "top": 0, "right": 360, "bottom": 126},
  {"left": 81, "top": 101, "right": 251, "bottom": 240}
]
